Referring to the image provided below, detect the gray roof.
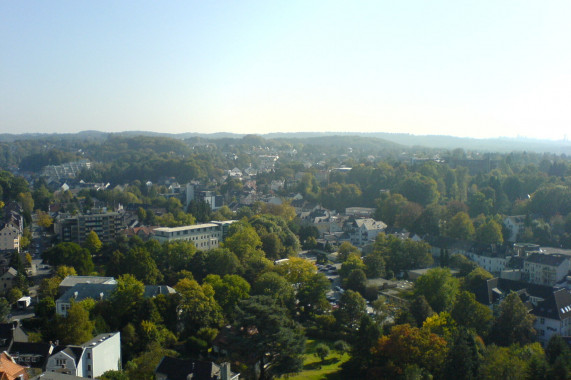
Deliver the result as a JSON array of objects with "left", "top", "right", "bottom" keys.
[
  {"left": 32, "top": 373, "right": 88, "bottom": 380},
  {"left": 59, "top": 275, "right": 116, "bottom": 289},
  {"left": 525, "top": 253, "right": 569, "bottom": 266},
  {"left": 57, "top": 283, "right": 176, "bottom": 304}
]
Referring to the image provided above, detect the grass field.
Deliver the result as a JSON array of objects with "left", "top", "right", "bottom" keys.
[{"left": 283, "top": 339, "right": 351, "bottom": 380}]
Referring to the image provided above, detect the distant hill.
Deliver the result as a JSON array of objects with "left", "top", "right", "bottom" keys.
[{"left": 0, "top": 130, "right": 569, "bottom": 154}]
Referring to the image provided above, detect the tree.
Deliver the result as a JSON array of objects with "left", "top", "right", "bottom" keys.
[
  {"left": 36, "top": 210, "right": 54, "bottom": 229},
  {"left": 451, "top": 291, "right": 493, "bottom": 338},
  {"left": 43, "top": 242, "right": 94, "bottom": 275},
  {"left": 0, "top": 298, "right": 10, "bottom": 322},
  {"left": 463, "top": 267, "right": 493, "bottom": 294},
  {"left": 223, "top": 220, "right": 264, "bottom": 261},
  {"left": 442, "top": 328, "right": 482, "bottom": 380},
  {"left": 371, "top": 323, "right": 448, "bottom": 377},
  {"left": 338, "top": 242, "right": 360, "bottom": 262},
  {"left": 109, "top": 274, "right": 145, "bottom": 328},
  {"left": 447, "top": 212, "right": 475, "bottom": 240},
  {"left": 175, "top": 278, "right": 223, "bottom": 336},
  {"left": 203, "top": 274, "right": 250, "bottom": 318},
  {"left": 315, "top": 343, "right": 331, "bottom": 367},
  {"left": 363, "top": 252, "right": 385, "bottom": 278},
  {"left": 83, "top": 230, "right": 102, "bottom": 254},
  {"left": 409, "top": 295, "right": 434, "bottom": 327},
  {"left": 490, "top": 292, "right": 536, "bottom": 346},
  {"left": 334, "top": 290, "right": 367, "bottom": 332},
  {"left": 251, "top": 272, "right": 295, "bottom": 311},
  {"left": 414, "top": 267, "right": 460, "bottom": 313},
  {"left": 476, "top": 220, "right": 504, "bottom": 245},
  {"left": 231, "top": 296, "right": 306, "bottom": 380},
  {"left": 345, "top": 269, "right": 367, "bottom": 295},
  {"left": 57, "top": 301, "right": 95, "bottom": 345}
]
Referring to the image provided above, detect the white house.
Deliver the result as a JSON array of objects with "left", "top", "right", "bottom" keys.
[
  {"left": 503, "top": 216, "right": 526, "bottom": 242},
  {"left": 532, "top": 289, "right": 571, "bottom": 346},
  {"left": 45, "top": 332, "right": 121, "bottom": 378},
  {"left": 345, "top": 218, "right": 387, "bottom": 247},
  {"left": 523, "top": 253, "right": 570, "bottom": 286}
]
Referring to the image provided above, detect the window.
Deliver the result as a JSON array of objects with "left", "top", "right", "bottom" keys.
[
  {"left": 87, "top": 352, "right": 91, "bottom": 359},
  {"left": 56, "top": 359, "right": 66, "bottom": 367}
]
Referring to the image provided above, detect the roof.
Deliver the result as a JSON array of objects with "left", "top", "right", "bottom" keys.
[
  {"left": 532, "top": 289, "right": 571, "bottom": 321},
  {"left": 1, "top": 268, "right": 18, "bottom": 278},
  {"left": 57, "top": 283, "right": 176, "bottom": 304},
  {"left": 354, "top": 218, "right": 387, "bottom": 231},
  {"left": 32, "top": 372, "right": 86, "bottom": 380},
  {"left": 0, "top": 352, "right": 28, "bottom": 380},
  {"left": 9, "top": 341, "right": 54, "bottom": 369},
  {"left": 474, "top": 278, "right": 557, "bottom": 306},
  {"left": 155, "top": 356, "right": 227, "bottom": 380},
  {"left": 59, "top": 275, "right": 116, "bottom": 289},
  {"left": 525, "top": 253, "right": 569, "bottom": 266}
]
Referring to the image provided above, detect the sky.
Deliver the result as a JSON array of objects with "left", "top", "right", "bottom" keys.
[{"left": 1, "top": 1, "right": 571, "bottom": 140}]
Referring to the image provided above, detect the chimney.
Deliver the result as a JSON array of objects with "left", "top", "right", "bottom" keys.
[{"left": 220, "top": 362, "right": 232, "bottom": 380}]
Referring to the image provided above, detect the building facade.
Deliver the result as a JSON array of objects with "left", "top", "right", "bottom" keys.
[
  {"left": 152, "top": 221, "right": 235, "bottom": 249},
  {"left": 55, "top": 211, "right": 124, "bottom": 244}
]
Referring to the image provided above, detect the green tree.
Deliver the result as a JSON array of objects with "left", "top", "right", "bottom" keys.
[
  {"left": 57, "top": 301, "right": 95, "bottom": 345},
  {"left": 414, "top": 267, "right": 460, "bottom": 313},
  {"left": 451, "top": 291, "right": 493, "bottom": 338},
  {"left": 0, "top": 298, "right": 10, "bottom": 322},
  {"left": 43, "top": 242, "right": 94, "bottom": 275},
  {"left": 443, "top": 328, "right": 482, "bottom": 380},
  {"left": 334, "top": 290, "right": 367, "bottom": 332},
  {"left": 447, "top": 212, "right": 475, "bottom": 240},
  {"left": 476, "top": 220, "right": 504, "bottom": 245},
  {"left": 251, "top": 272, "right": 295, "bottom": 310},
  {"left": 463, "top": 267, "right": 493, "bottom": 294},
  {"left": 83, "top": 230, "right": 102, "bottom": 254},
  {"left": 490, "top": 292, "right": 536, "bottom": 346},
  {"left": 315, "top": 343, "right": 331, "bottom": 367},
  {"left": 231, "top": 296, "right": 306, "bottom": 380},
  {"left": 223, "top": 220, "right": 264, "bottom": 261},
  {"left": 175, "top": 278, "right": 224, "bottom": 336},
  {"left": 203, "top": 274, "right": 250, "bottom": 318}
]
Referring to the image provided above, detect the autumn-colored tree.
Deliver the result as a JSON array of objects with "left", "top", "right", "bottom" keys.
[
  {"left": 36, "top": 210, "right": 53, "bottom": 229},
  {"left": 371, "top": 324, "right": 448, "bottom": 377},
  {"left": 83, "top": 230, "right": 102, "bottom": 254}
]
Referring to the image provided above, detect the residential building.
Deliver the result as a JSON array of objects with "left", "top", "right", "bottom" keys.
[
  {"left": 56, "top": 283, "right": 176, "bottom": 316},
  {"left": 0, "top": 224, "right": 20, "bottom": 253},
  {"left": 155, "top": 356, "right": 239, "bottom": 380},
  {"left": 152, "top": 221, "right": 236, "bottom": 249},
  {"left": 523, "top": 253, "right": 570, "bottom": 286},
  {"left": 0, "top": 268, "right": 18, "bottom": 292},
  {"left": 503, "top": 216, "right": 526, "bottom": 242},
  {"left": 532, "top": 289, "right": 571, "bottom": 346},
  {"left": 344, "top": 218, "right": 387, "bottom": 247},
  {"left": 45, "top": 332, "right": 121, "bottom": 379},
  {"left": 55, "top": 211, "right": 124, "bottom": 244},
  {"left": 0, "top": 351, "right": 28, "bottom": 380},
  {"left": 9, "top": 341, "right": 55, "bottom": 370},
  {"left": 58, "top": 276, "right": 117, "bottom": 296}
]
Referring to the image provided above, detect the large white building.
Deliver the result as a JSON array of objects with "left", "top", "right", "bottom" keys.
[
  {"left": 533, "top": 289, "right": 571, "bottom": 346},
  {"left": 45, "top": 332, "right": 121, "bottom": 378},
  {"left": 152, "top": 221, "right": 235, "bottom": 249},
  {"left": 523, "top": 253, "right": 570, "bottom": 286}
]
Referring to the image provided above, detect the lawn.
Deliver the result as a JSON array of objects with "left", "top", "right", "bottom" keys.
[{"left": 283, "top": 339, "right": 351, "bottom": 380}]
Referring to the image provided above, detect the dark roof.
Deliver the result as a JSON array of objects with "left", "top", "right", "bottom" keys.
[
  {"left": 155, "top": 356, "right": 221, "bottom": 380},
  {"left": 533, "top": 289, "right": 571, "bottom": 321},
  {"left": 474, "top": 278, "right": 557, "bottom": 306},
  {"left": 9, "top": 341, "right": 53, "bottom": 369},
  {"left": 525, "top": 253, "right": 568, "bottom": 266},
  {"left": 58, "top": 283, "right": 176, "bottom": 303},
  {"left": 0, "top": 322, "right": 17, "bottom": 350}
]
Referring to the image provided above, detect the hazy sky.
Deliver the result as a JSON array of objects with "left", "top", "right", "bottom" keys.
[{"left": 2, "top": 1, "right": 571, "bottom": 139}]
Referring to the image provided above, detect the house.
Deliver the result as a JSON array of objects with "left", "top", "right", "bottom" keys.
[
  {"left": 503, "top": 216, "right": 526, "bottom": 242},
  {"left": 56, "top": 283, "right": 176, "bottom": 316},
  {"left": 58, "top": 276, "right": 117, "bottom": 296},
  {"left": 9, "top": 341, "right": 55, "bottom": 370},
  {"left": 45, "top": 332, "right": 121, "bottom": 378},
  {"left": 0, "top": 321, "right": 28, "bottom": 353},
  {"left": 532, "top": 289, "right": 571, "bottom": 346},
  {"left": 523, "top": 253, "right": 570, "bottom": 286},
  {"left": 344, "top": 218, "right": 387, "bottom": 247},
  {"left": 155, "top": 356, "right": 239, "bottom": 380},
  {"left": 0, "top": 351, "right": 29, "bottom": 380},
  {"left": 0, "top": 268, "right": 18, "bottom": 292},
  {"left": 31, "top": 373, "right": 87, "bottom": 380},
  {"left": 0, "top": 224, "right": 20, "bottom": 253}
]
